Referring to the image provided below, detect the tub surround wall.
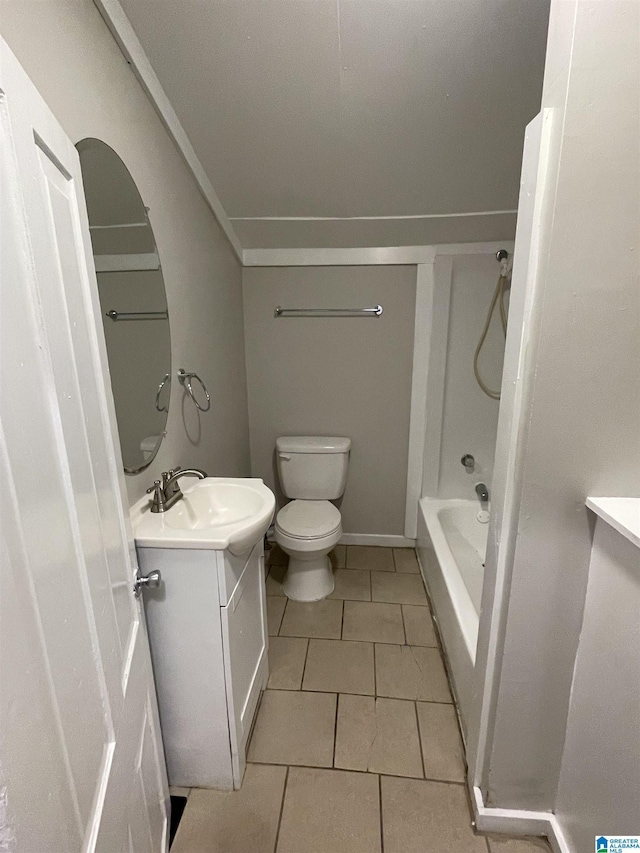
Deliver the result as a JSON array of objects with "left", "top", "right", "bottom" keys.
[
  {"left": 1, "top": 0, "right": 251, "bottom": 504},
  {"left": 242, "top": 265, "right": 416, "bottom": 537},
  {"left": 437, "top": 254, "right": 506, "bottom": 499},
  {"left": 482, "top": 0, "right": 640, "bottom": 819}
]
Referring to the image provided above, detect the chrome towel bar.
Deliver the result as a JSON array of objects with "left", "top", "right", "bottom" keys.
[
  {"left": 274, "top": 305, "right": 383, "bottom": 318},
  {"left": 106, "top": 310, "right": 168, "bottom": 321}
]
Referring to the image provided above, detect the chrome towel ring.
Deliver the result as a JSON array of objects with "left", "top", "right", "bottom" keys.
[
  {"left": 155, "top": 373, "right": 170, "bottom": 412},
  {"left": 177, "top": 368, "right": 211, "bottom": 412}
]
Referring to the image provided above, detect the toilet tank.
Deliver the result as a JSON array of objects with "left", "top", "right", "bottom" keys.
[{"left": 276, "top": 436, "right": 351, "bottom": 500}]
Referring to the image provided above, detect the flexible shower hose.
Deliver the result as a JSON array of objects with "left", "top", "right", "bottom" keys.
[{"left": 473, "top": 273, "right": 509, "bottom": 400}]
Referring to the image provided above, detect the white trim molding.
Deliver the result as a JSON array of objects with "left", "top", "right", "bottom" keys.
[
  {"left": 420, "top": 255, "right": 453, "bottom": 497},
  {"left": 404, "top": 262, "right": 434, "bottom": 538},
  {"left": 466, "top": 111, "right": 553, "bottom": 800},
  {"left": 242, "top": 242, "right": 513, "bottom": 267},
  {"left": 471, "top": 787, "right": 571, "bottom": 853},
  {"left": 93, "top": 0, "right": 243, "bottom": 262},
  {"left": 339, "top": 533, "right": 416, "bottom": 548},
  {"left": 243, "top": 246, "right": 435, "bottom": 267},
  {"left": 231, "top": 210, "right": 517, "bottom": 222}
]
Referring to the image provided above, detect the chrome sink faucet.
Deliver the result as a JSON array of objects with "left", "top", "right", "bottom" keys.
[
  {"left": 146, "top": 467, "right": 208, "bottom": 513},
  {"left": 475, "top": 482, "right": 489, "bottom": 506}
]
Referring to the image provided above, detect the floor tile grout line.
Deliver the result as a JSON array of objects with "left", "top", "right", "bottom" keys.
[
  {"left": 272, "top": 765, "right": 289, "bottom": 853},
  {"left": 340, "top": 567, "right": 396, "bottom": 573},
  {"left": 378, "top": 771, "right": 468, "bottom": 787},
  {"left": 280, "top": 633, "right": 407, "bottom": 644},
  {"left": 413, "top": 700, "right": 426, "bottom": 780},
  {"left": 373, "top": 642, "right": 377, "bottom": 696},
  {"left": 269, "top": 592, "right": 429, "bottom": 608},
  {"left": 332, "top": 693, "right": 339, "bottom": 768},
  {"left": 296, "top": 637, "right": 375, "bottom": 646},
  {"left": 262, "top": 686, "right": 453, "bottom": 707},
  {"left": 299, "top": 637, "right": 310, "bottom": 690},
  {"left": 378, "top": 772, "right": 385, "bottom": 853},
  {"left": 277, "top": 598, "right": 288, "bottom": 636},
  {"left": 276, "top": 615, "right": 435, "bottom": 646},
  {"left": 400, "top": 604, "right": 407, "bottom": 645},
  {"left": 246, "top": 758, "right": 468, "bottom": 786}
]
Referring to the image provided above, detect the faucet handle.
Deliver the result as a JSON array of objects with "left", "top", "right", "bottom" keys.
[
  {"left": 461, "top": 454, "right": 475, "bottom": 472},
  {"left": 146, "top": 480, "right": 165, "bottom": 513}
]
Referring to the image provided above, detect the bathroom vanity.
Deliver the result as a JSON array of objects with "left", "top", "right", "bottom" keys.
[
  {"left": 139, "top": 541, "right": 267, "bottom": 789},
  {"left": 132, "top": 478, "right": 275, "bottom": 790}
]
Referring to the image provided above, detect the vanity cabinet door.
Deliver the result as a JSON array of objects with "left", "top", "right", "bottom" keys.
[{"left": 221, "top": 543, "right": 269, "bottom": 787}]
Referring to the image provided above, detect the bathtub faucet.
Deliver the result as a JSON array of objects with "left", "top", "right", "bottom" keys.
[{"left": 475, "top": 482, "right": 489, "bottom": 506}]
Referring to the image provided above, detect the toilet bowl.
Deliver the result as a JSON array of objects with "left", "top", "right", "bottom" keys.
[
  {"left": 275, "top": 500, "right": 342, "bottom": 600},
  {"left": 274, "top": 436, "right": 351, "bottom": 602}
]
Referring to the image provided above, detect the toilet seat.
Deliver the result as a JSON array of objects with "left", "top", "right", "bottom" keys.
[{"left": 275, "top": 499, "right": 341, "bottom": 540}]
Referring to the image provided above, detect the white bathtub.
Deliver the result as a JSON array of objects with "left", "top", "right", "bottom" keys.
[{"left": 416, "top": 498, "right": 488, "bottom": 736}]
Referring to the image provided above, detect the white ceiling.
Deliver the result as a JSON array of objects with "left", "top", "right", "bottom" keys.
[{"left": 119, "top": 0, "right": 550, "bottom": 248}]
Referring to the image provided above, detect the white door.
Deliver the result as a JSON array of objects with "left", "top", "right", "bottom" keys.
[{"left": 0, "top": 40, "right": 169, "bottom": 853}]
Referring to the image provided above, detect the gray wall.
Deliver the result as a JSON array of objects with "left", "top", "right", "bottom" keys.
[
  {"left": 485, "top": 0, "right": 640, "bottom": 813},
  {"left": 438, "top": 254, "right": 505, "bottom": 499},
  {"left": 242, "top": 266, "right": 416, "bottom": 535},
  {"left": 2, "top": 0, "right": 251, "bottom": 503},
  {"left": 555, "top": 517, "right": 640, "bottom": 850}
]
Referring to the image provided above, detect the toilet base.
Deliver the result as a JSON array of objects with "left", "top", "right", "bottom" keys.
[{"left": 282, "top": 553, "right": 335, "bottom": 602}]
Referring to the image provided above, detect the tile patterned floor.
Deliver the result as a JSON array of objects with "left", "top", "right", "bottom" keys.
[{"left": 171, "top": 546, "right": 551, "bottom": 853}]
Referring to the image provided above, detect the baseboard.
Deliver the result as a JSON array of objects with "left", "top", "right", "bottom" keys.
[
  {"left": 471, "top": 787, "right": 571, "bottom": 853},
  {"left": 339, "top": 533, "right": 416, "bottom": 547}
]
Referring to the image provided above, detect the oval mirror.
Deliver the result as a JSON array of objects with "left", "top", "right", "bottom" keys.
[{"left": 77, "top": 139, "right": 171, "bottom": 474}]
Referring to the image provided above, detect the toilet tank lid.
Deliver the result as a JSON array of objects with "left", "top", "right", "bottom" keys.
[{"left": 276, "top": 436, "right": 351, "bottom": 454}]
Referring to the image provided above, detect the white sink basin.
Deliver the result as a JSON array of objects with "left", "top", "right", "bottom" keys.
[{"left": 131, "top": 477, "right": 275, "bottom": 555}]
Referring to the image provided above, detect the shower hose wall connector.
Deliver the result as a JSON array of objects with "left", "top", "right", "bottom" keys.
[{"left": 473, "top": 249, "right": 511, "bottom": 400}]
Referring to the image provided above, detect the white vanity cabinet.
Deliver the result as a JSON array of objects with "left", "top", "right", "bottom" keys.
[{"left": 138, "top": 539, "right": 269, "bottom": 790}]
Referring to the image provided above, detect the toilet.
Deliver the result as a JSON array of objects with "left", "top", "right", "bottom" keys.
[{"left": 274, "top": 436, "right": 351, "bottom": 601}]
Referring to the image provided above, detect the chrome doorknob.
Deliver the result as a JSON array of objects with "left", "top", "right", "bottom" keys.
[{"left": 134, "top": 569, "right": 162, "bottom": 597}]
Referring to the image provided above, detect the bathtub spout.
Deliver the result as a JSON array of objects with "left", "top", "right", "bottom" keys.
[{"left": 475, "top": 483, "right": 489, "bottom": 505}]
